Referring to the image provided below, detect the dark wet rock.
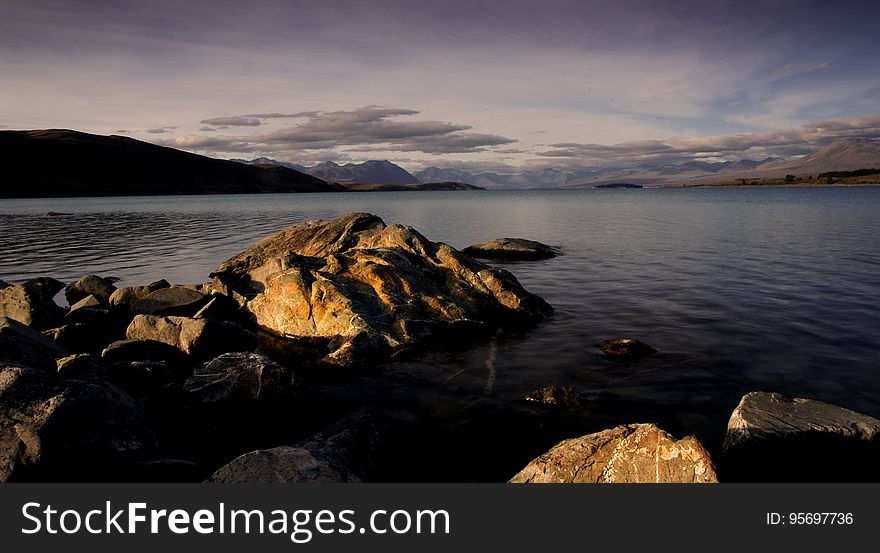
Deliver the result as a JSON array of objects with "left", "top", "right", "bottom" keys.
[
  {"left": 65, "top": 275, "right": 117, "bottom": 305},
  {"left": 207, "top": 412, "right": 383, "bottom": 483},
  {"left": 108, "top": 279, "right": 170, "bottom": 310},
  {"left": 520, "top": 385, "right": 583, "bottom": 408},
  {"left": 125, "top": 314, "right": 255, "bottom": 360},
  {"left": 132, "top": 286, "right": 211, "bottom": 317},
  {"left": 509, "top": 423, "right": 718, "bottom": 483},
  {"left": 101, "top": 339, "right": 188, "bottom": 365},
  {"left": 462, "top": 238, "right": 560, "bottom": 261},
  {"left": 0, "top": 280, "right": 9, "bottom": 289},
  {"left": 598, "top": 338, "right": 657, "bottom": 362},
  {"left": 55, "top": 353, "right": 109, "bottom": 380},
  {"left": 211, "top": 212, "right": 552, "bottom": 367},
  {"left": 193, "top": 295, "right": 241, "bottom": 321},
  {"left": 0, "top": 277, "right": 66, "bottom": 329},
  {"left": 0, "top": 364, "right": 155, "bottom": 482},
  {"left": 0, "top": 317, "right": 67, "bottom": 371},
  {"left": 1, "top": 316, "right": 68, "bottom": 358},
  {"left": 108, "top": 360, "right": 187, "bottom": 399},
  {"left": 722, "top": 391, "right": 880, "bottom": 482},
  {"left": 48, "top": 320, "right": 126, "bottom": 355},
  {"left": 184, "top": 352, "right": 297, "bottom": 402}
]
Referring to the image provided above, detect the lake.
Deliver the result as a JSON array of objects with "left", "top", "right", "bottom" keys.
[{"left": 2, "top": 187, "right": 879, "bottom": 480}]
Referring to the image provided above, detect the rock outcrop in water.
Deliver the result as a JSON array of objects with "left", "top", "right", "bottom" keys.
[
  {"left": 211, "top": 212, "right": 553, "bottom": 366},
  {"left": 509, "top": 423, "right": 718, "bottom": 483},
  {"left": 722, "top": 391, "right": 880, "bottom": 481},
  {"left": 462, "top": 238, "right": 559, "bottom": 261}
]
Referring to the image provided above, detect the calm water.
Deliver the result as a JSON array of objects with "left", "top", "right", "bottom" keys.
[{"left": 2, "top": 188, "right": 880, "bottom": 478}]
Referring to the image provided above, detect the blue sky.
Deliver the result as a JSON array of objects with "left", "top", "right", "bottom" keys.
[{"left": 2, "top": 0, "right": 879, "bottom": 171}]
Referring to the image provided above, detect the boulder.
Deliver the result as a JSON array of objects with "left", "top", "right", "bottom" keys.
[
  {"left": 65, "top": 275, "right": 117, "bottom": 305},
  {"left": 101, "top": 339, "right": 188, "bottom": 365},
  {"left": 109, "top": 279, "right": 170, "bottom": 309},
  {"left": 131, "top": 286, "right": 210, "bottom": 317},
  {"left": 0, "top": 365, "right": 155, "bottom": 481},
  {"left": 462, "top": 238, "right": 559, "bottom": 261},
  {"left": 207, "top": 412, "right": 383, "bottom": 483},
  {"left": 193, "top": 295, "right": 240, "bottom": 321},
  {"left": 184, "top": 352, "right": 297, "bottom": 402},
  {"left": 64, "top": 294, "right": 112, "bottom": 325},
  {"left": 125, "top": 314, "right": 255, "bottom": 359},
  {"left": 1, "top": 316, "right": 68, "bottom": 358},
  {"left": 722, "top": 391, "right": 880, "bottom": 482},
  {"left": 48, "top": 321, "right": 126, "bottom": 355},
  {"left": 509, "top": 423, "right": 718, "bottom": 483},
  {"left": 598, "top": 338, "right": 657, "bottom": 362},
  {"left": 211, "top": 212, "right": 552, "bottom": 366},
  {"left": 56, "top": 354, "right": 109, "bottom": 380},
  {"left": 0, "top": 277, "right": 65, "bottom": 329},
  {"left": 520, "top": 385, "right": 583, "bottom": 408},
  {"left": 0, "top": 317, "right": 68, "bottom": 371},
  {"left": 0, "top": 280, "right": 10, "bottom": 289}
]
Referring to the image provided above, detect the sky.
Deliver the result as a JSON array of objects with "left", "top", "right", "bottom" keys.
[{"left": 2, "top": 0, "right": 880, "bottom": 173}]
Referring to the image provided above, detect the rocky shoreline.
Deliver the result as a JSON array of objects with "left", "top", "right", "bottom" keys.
[{"left": 2, "top": 212, "right": 879, "bottom": 482}]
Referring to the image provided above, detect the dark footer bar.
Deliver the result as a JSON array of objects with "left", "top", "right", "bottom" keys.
[{"left": 0, "top": 484, "right": 873, "bottom": 551}]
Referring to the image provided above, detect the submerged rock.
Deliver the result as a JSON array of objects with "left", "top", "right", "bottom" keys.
[
  {"left": 0, "top": 277, "right": 66, "bottom": 329},
  {"left": 184, "top": 352, "right": 297, "bottom": 402},
  {"left": 722, "top": 391, "right": 880, "bottom": 482},
  {"left": 65, "top": 275, "right": 117, "bottom": 305},
  {"left": 211, "top": 212, "right": 552, "bottom": 366},
  {"left": 462, "top": 238, "right": 559, "bottom": 261},
  {"left": 598, "top": 338, "right": 657, "bottom": 362},
  {"left": 509, "top": 423, "right": 718, "bottom": 483},
  {"left": 0, "top": 364, "right": 155, "bottom": 481},
  {"left": 520, "top": 385, "right": 583, "bottom": 408}
]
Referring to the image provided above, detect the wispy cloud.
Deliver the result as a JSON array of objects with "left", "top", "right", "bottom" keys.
[
  {"left": 533, "top": 115, "right": 880, "bottom": 168},
  {"left": 199, "top": 116, "right": 262, "bottom": 127}
]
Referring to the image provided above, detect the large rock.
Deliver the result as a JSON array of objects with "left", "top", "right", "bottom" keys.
[
  {"left": 509, "top": 423, "right": 718, "bottom": 483},
  {"left": 722, "top": 391, "right": 880, "bottom": 482},
  {"left": 184, "top": 352, "right": 297, "bottom": 402},
  {"left": 108, "top": 279, "right": 170, "bottom": 309},
  {"left": 0, "top": 277, "right": 65, "bottom": 329},
  {"left": 126, "top": 314, "right": 255, "bottom": 359},
  {"left": 0, "top": 317, "right": 67, "bottom": 371},
  {"left": 211, "top": 212, "right": 552, "bottom": 366},
  {"left": 56, "top": 354, "right": 109, "bottom": 380},
  {"left": 207, "top": 412, "right": 383, "bottom": 483},
  {"left": 65, "top": 275, "right": 117, "bottom": 305},
  {"left": 131, "top": 286, "right": 210, "bottom": 317},
  {"left": 101, "top": 338, "right": 188, "bottom": 365},
  {"left": 462, "top": 238, "right": 559, "bottom": 260},
  {"left": 0, "top": 365, "right": 155, "bottom": 481}
]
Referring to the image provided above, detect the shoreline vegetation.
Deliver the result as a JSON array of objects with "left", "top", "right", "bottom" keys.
[{"left": 2, "top": 212, "right": 879, "bottom": 483}]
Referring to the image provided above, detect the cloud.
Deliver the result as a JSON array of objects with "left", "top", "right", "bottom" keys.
[
  {"left": 534, "top": 114, "right": 880, "bottom": 168},
  {"left": 177, "top": 106, "right": 516, "bottom": 156},
  {"left": 241, "top": 112, "right": 318, "bottom": 119},
  {"left": 146, "top": 127, "right": 175, "bottom": 134},
  {"left": 199, "top": 126, "right": 217, "bottom": 131},
  {"left": 199, "top": 116, "right": 262, "bottom": 127}
]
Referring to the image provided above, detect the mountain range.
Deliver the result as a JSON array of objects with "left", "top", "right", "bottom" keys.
[
  {"left": 413, "top": 138, "right": 880, "bottom": 188},
  {"left": 234, "top": 158, "right": 420, "bottom": 185},
  {"left": 0, "top": 130, "right": 339, "bottom": 197}
]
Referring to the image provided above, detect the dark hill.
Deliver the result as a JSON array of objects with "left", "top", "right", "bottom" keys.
[{"left": 0, "top": 129, "right": 341, "bottom": 197}]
